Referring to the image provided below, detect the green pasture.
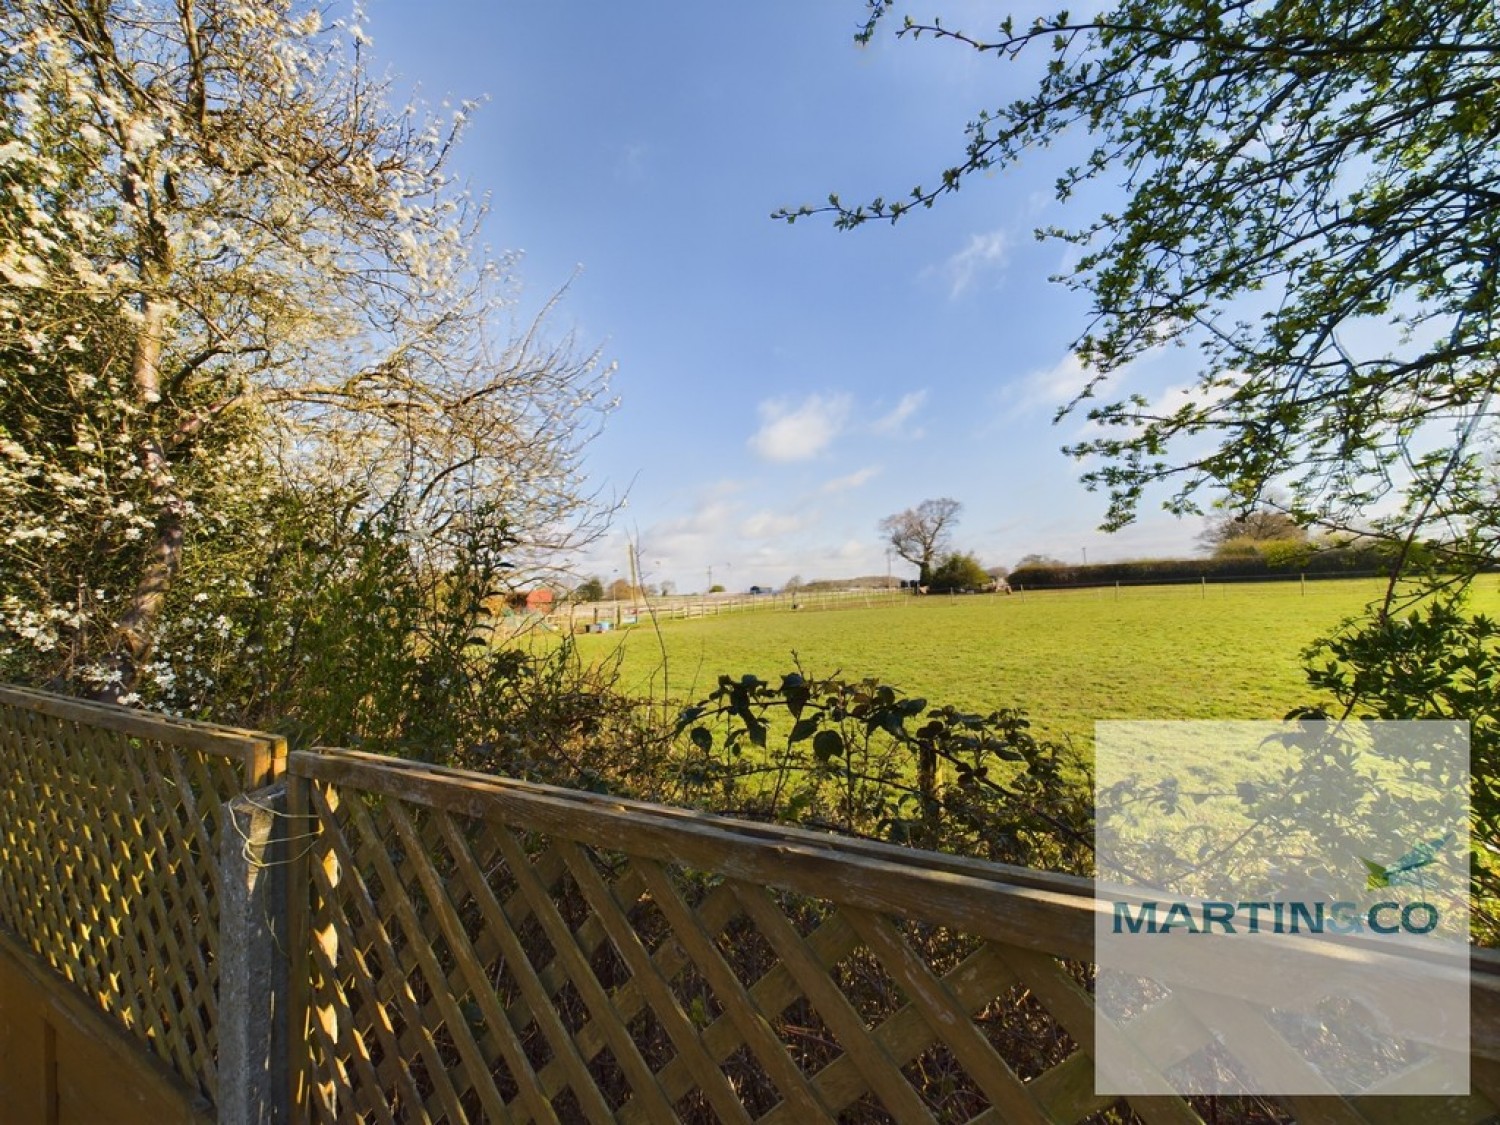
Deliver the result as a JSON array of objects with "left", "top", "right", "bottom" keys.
[
  {"left": 559, "top": 579, "right": 1490, "bottom": 908},
  {"left": 562, "top": 578, "right": 1500, "bottom": 753}
]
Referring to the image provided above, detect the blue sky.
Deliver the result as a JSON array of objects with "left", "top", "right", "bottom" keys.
[{"left": 368, "top": 2, "right": 1210, "bottom": 593}]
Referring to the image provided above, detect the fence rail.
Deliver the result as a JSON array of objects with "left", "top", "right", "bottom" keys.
[
  {"left": 1, "top": 687, "right": 1497, "bottom": 1122},
  {"left": 547, "top": 576, "right": 1450, "bottom": 633},
  {"left": 287, "top": 746, "right": 1500, "bottom": 1124},
  {"left": 0, "top": 685, "right": 285, "bottom": 1105},
  {"left": 546, "top": 588, "right": 910, "bottom": 633}
]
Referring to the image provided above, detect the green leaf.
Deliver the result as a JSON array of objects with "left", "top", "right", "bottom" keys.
[
  {"left": 812, "top": 729, "right": 844, "bottom": 762},
  {"left": 789, "top": 718, "right": 819, "bottom": 744}
]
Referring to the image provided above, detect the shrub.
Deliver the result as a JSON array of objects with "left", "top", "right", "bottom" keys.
[
  {"left": 1305, "top": 598, "right": 1499, "bottom": 943},
  {"left": 139, "top": 484, "right": 670, "bottom": 782},
  {"left": 672, "top": 670, "right": 1093, "bottom": 872},
  {"left": 1213, "top": 536, "right": 1265, "bottom": 558},
  {"left": 1258, "top": 538, "right": 1317, "bottom": 570},
  {"left": 927, "top": 551, "right": 991, "bottom": 593}
]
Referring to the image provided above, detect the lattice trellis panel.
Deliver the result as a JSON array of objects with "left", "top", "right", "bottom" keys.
[
  {"left": 0, "top": 685, "right": 283, "bottom": 1103},
  {"left": 290, "top": 749, "right": 1500, "bottom": 1125}
]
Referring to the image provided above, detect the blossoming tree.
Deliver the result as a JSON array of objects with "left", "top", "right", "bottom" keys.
[{"left": 1, "top": 0, "right": 614, "bottom": 704}]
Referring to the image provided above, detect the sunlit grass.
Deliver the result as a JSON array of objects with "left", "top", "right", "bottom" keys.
[{"left": 561, "top": 578, "right": 1500, "bottom": 754}]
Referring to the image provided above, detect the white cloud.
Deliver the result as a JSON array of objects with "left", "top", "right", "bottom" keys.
[
  {"left": 870, "top": 391, "right": 926, "bottom": 435},
  {"left": 740, "top": 509, "right": 816, "bottom": 539},
  {"left": 941, "top": 229, "right": 1009, "bottom": 298},
  {"left": 640, "top": 485, "right": 742, "bottom": 558},
  {"left": 662, "top": 499, "right": 735, "bottom": 536},
  {"left": 1152, "top": 372, "right": 1243, "bottom": 413},
  {"left": 748, "top": 393, "right": 851, "bottom": 462},
  {"left": 1062, "top": 367, "right": 1244, "bottom": 443},
  {"left": 1003, "top": 352, "right": 1095, "bottom": 419},
  {"left": 821, "top": 465, "right": 881, "bottom": 493}
]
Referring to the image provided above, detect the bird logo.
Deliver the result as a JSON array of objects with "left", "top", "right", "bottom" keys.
[{"left": 1359, "top": 833, "right": 1453, "bottom": 890}]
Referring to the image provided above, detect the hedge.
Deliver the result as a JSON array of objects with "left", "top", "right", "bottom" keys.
[{"left": 1008, "top": 545, "right": 1397, "bottom": 589}]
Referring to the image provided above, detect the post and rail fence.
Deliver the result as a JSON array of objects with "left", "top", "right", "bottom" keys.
[
  {"left": 538, "top": 575, "right": 1440, "bottom": 637},
  {"left": 541, "top": 588, "right": 912, "bottom": 635},
  {"left": 0, "top": 684, "right": 1497, "bottom": 1123}
]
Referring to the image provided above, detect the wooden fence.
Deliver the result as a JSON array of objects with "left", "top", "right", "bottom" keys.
[
  {"left": 1, "top": 687, "right": 1497, "bottom": 1123},
  {"left": 545, "top": 588, "right": 910, "bottom": 633},
  {"left": 544, "top": 578, "right": 1396, "bottom": 635},
  {"left": 287, "top": 746, "right": 1500, "bottom": 1125},
  {"left": 0, "top": 685, "right": 285, "bottom": 1106}
]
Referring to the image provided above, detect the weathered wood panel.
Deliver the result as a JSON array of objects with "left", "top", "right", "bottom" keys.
[
  {"left": 288, "top": 747, "right": 1500, "bottom": 1124},
  {"left": 0, "top": 685, "right": 283, "bottom": 788},
  {"left": 0, "top": 928, "right": 213, "bottom": 1124},
  {"left": 0, "top": 684, "right": 285, "bottom": 1107}
]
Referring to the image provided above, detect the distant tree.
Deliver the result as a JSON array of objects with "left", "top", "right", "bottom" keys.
[
  {"left": 1015, "top": 554, "right": 1066, "bottom": 570},
  {"left": 879, "top": 498, "right": 962, "bottom": 585},
  {"left": 984, "top": 565, "right": 1010, "bottom": 580},
  {"left": 927, "top": 552, "right": 990, "bottom": 593},
  {"left": 708, "top": 584, "right": 726, "bottom": 594},
  {"left": 785, "top": 574, "right": 804, "bottom": 594},
  {"left": 658, "top": 580, "right": 676, "bottom": 597},
  {"left": 607, "top": 579, "right": 634, "bottom": 601},
  {"left": 1199, "top": 507, "right": 1308, "bottom": 554},
  {"left": 573, "top": 577, "right": 605, "bottom": 603}
]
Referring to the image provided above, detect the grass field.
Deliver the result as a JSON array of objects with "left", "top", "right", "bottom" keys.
[{"left": 563, "top": 578, "right": 1500, "bottom": 751}]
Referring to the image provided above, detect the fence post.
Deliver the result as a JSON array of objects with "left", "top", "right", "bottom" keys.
[{"left": 218, "top": 782, "right": 290, "bottom": 1125}]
